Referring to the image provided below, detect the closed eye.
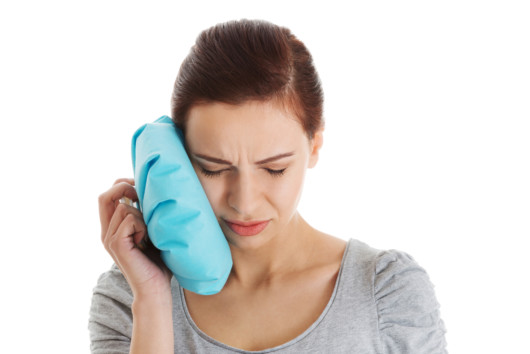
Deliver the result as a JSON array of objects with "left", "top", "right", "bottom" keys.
[
  {"left": 199, "top": 167, "right": 286, "bottom": 178},
  {"left": 266, "top": 168, "right": 286, "bottom": 177},
  {"left": 199, "top": 167, "right": 224, "bottom": 178}
]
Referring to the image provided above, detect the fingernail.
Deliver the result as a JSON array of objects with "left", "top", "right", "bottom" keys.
[{"left": 119, "top": 197, "right": 134, "bottom": 206}]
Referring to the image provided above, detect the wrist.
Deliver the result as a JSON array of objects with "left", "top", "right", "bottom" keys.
[
  {"left": 132, "top": 286, "right": 173, "bottom": 312},
  {"left": 131, "top": 275, "right": 173, "bottom": 301}
]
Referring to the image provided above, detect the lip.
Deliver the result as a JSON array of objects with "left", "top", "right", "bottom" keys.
[{"left": 224, "top": 219, "right": 270, "bottom": 237}]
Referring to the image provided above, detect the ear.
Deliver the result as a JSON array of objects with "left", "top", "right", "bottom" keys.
[{"left": 308, "top": 128, "right": 324, "bottom": 168}]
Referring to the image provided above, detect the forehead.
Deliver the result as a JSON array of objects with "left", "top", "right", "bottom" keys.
[{"left": 185, "top": 101, "right": 308, "bottom": 152}]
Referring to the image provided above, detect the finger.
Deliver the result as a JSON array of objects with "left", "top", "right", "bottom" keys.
[
  {"left": 110, "top": 183, "right": 139, "bottom": 209},
  {"left": 105, "top": 213, "right": 168, "bottom": 278},
  {"left": 109, "top": 182, "right": 138, "bottom": 204},
  {"left": 105, "top": 212, "right": 148, "bottom": 272},
  {"left": 111, "top": 223, "right": 165, "bottom": 275},
  {"left": 98, "top": 179, "right": 136, "bottom": 224},
  {"left": 104, "top": 202, "right": 144, "bottom": 245},
  {"left": 113, "top": 178, "right": 135, "bottom": 186},
  {"left": 105, "top": 211, "right": 146, "bottom": 256},
  {"left": 98, "top": 181, "right": 139, "bottom": 236}
]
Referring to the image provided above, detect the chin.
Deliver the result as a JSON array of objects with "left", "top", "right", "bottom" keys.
[{"left": 223, "top": 229, "right": 275, "bottom": 251}]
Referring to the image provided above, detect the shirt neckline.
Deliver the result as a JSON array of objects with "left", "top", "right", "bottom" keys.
[{"left": 178, "top": 239, "right": 352, "bottom": 353}]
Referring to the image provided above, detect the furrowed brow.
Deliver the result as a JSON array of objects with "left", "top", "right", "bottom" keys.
[
  {"left": 194, "top": 154, "right": 232, "bottom": 165},
  {"left": 193, "top": 152, "right": 295, "bottom": 165},
  {"left": 255, "top": 152, "right": 295, "bottom": 164}
]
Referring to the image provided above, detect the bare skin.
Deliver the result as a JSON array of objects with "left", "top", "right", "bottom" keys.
[
  {"left": 98, "top": 101, "right": 347, "bottom": 352},
  {"left": 99, "top": 178, "right": 174, "bottom": 354},
  {"left": 184, "top": 229, "right": 346, "bottom": 351}
]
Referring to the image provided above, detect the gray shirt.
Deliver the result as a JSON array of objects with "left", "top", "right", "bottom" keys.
[{"left": 89, "top": 239, "right": 447, "bottom": 353}]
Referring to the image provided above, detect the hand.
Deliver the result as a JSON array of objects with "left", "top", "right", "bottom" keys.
[{"left": 98, "top": 178, "right": 172, "bottom": 298}]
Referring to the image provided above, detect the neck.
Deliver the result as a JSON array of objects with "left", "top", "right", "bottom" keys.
[{"left": 227, "top": 213, "right": 318, "bottom": 289}]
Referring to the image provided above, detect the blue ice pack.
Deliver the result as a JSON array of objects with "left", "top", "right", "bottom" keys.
[{"left": 131, "top": 115, "right": 232, "bottom": 295}]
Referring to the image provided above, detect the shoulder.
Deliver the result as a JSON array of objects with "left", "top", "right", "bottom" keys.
[
  {"left": 371, "top": 248, "right": 447, "bottom": 353},
  {"left": 88, "top": 264, "right": 133, "bottom": 353},
  {"left": 374, "top": 249, "right": 435, "bottom": 304}
]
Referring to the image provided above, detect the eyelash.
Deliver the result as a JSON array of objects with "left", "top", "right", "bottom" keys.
[{"left": 199, "top": 167, "right": 286, "bottom": 178}]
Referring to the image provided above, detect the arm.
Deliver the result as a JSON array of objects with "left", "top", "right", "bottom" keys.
[
  {"left": 93, "top": 178, "right": 174, "bottom": 353},
  {"left": 130, "top": 291, "right": 173, "bottom": 353}
]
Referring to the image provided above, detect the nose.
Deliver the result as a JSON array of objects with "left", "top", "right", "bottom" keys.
[{"left": 227, "top": 169, "right": 261, "bottom": 217}]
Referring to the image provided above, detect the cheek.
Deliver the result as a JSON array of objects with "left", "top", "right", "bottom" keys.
[{"left": 267, "top": 167, "right": 306, "bottom": 211}]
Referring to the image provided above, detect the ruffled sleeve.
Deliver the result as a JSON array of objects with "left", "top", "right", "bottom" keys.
[
  {"left": 88, "top": 264, "right": 133, "bottom": 354},
  {"left": 374, "top": 250, "right": 447, "bottom": 353}
]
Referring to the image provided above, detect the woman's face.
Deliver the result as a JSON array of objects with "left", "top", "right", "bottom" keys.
[{"left": 184, "top": 101, "right": 323, "bottom": 250}]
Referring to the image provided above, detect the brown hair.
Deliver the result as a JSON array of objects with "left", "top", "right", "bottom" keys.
[{"left": 170, "top": 19, "right": 324, "bottom": 139}]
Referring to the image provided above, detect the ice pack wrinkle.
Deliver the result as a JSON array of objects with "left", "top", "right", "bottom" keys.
[{"left": 131, "top": 115, "right": 232, "bottom": 295}]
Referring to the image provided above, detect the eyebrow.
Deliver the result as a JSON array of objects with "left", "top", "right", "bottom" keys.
[{"left": 193, "top": 152, "right": 295, "bottom": 165}]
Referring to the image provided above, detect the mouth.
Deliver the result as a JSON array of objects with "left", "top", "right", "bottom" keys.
[{"left": 223, "top": 219, "right": 270, "bottom": 237}]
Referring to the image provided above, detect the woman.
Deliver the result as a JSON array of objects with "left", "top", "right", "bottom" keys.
[{"left": 90, "top": 19, "right": 446, "bottom": 353}]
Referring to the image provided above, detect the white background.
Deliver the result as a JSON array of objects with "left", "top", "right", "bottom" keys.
[{"left": 1, "top": 1, "right": 528, "bottom": 353}]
